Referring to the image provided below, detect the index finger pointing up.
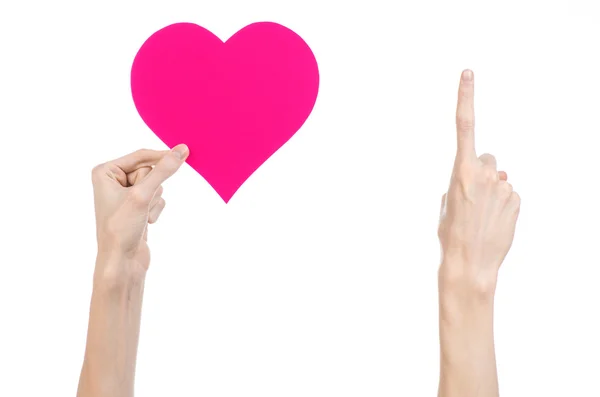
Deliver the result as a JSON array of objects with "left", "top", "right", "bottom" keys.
[{"left": 455, "top": 69, "right": 476, "bottom": 158}]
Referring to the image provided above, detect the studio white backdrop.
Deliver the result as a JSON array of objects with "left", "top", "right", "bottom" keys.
[{"left": 1, "top": 0, "right": 599, "bottom": 396}]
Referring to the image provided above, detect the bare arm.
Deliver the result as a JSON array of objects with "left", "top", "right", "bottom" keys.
[
  {"left": 436, "top": 69, "right": 520, "bottom": 397},
  {"left": 77, "top": 258, "right": 146, "bottom": 397},
  {"left": 438, "top": 272, "right": 498, "bottom": 397},
  {"left": 77, "top": 146, "right": 188, "bottom": 397}
]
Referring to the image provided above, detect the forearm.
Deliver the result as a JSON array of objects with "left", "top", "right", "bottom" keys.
[
  {"left": 77, "top": 257, "right": 146, "bottom": 397},
  {"left": 437, "top": 267, "right": 498, "bottom": 397}
]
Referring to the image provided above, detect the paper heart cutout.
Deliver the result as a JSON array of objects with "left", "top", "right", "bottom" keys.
[{"left": 131, "top": 22, "right": 320, "bottom": 202}]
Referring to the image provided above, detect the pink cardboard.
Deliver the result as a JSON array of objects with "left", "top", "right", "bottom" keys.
[{"left": 131, "top": 22, "right": 320, "bottom": 202}]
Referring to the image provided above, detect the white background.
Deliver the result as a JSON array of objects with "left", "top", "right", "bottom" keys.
[{"left": 1, "top": 0, "right": 599, "bottom": 396}]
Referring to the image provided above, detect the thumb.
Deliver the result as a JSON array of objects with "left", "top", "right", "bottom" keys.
[{"left": 139, "top": 144, "right": 189, "bottom": 193}]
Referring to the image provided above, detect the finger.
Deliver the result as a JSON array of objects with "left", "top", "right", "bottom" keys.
[
  {"left": 498, "top": 171, "right": 508, "bottom": 181},
  {"left": 478, "top": 153, "right": 497, "bottom": 169},
  {"left": 148, "top": 198, "right": 166, "bottom": 224},
  {"left": 149, "top": 185, "right": 164, "bottom": 208},
  {"left": 92, "top": 163, "right": 128, "bottom": 187},
  {"left": 456, "top": 69, "right": 476, "bottom": 159},
  {"left": 498, "top": 181, "right": 513, "bottom": 200},
  {"left": 139, "top": 144, "right": 189, "bottom": 193},
  {"left": 127, "top": 166, "right": 152, "bottom": 187},
  {"left": 507, "top": 191, "right": 521, "bottom": 213},
  {"left": 108, "top": 149, "right": 170, "bottom": 174}
]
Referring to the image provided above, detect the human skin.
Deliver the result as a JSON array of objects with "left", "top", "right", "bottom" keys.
[
  {"left": 437, "top": 70, "right": 521, "bottom": 397},
  {"left": 77, "top": 145, "right": 189, "bottom": 397},
  {"left": 75, "top": 71, "right": 517, "bottom": 397}
]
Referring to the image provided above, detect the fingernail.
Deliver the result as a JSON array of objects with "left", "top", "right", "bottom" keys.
[
  {"left": 172, "top": 144, "right": 189, "bottom": 160},
  {"left": 462, "top": 69, "right": 473, "bottom": 81}
]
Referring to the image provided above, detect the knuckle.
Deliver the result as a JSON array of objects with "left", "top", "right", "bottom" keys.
[
  {"left": 499, "top": 182, "right": 513, "bottom": 196},
  {"left": 471, "top": 275, "right": 498, "bottom": 298},
  {"left": 91, "top": 163, "right": 106, "bottom": 180},
  {"left": 482, "top": 168, "right": 498, "bottom": 182},
  {"left": 480, "top": 153, "right": 496, "bottom": 164},
  {"left": 511, "top": 191, "right": 521, "bottom": 206},
  {"left": 128, "top": 187, "right": 151, "bottom": 206}
]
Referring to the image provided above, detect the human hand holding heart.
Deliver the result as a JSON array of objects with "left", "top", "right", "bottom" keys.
[{"left": 131, "top": 22, "right": 320, "bottom": 203}]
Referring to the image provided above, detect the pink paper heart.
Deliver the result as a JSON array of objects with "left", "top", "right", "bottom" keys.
[{"left": 131, "top": 22, "right": 320, "bottom": 202}]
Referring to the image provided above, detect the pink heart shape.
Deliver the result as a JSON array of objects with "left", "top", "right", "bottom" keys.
[{"left": 131, "top": 22, "right": 320, "bottom": 202}]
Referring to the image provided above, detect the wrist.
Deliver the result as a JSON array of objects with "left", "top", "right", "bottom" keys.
[
  {"left": 94, "top": 250, "right": 146, "bottom": 291},
  {"left": 438, "top": 259, "right": 496, "bottom": 332},
  {"left": 438, "top": 278, "right": 496, "bottom": 360},
  {"left": 438, "top": 260, "right": 496, "bottom": 349},
  {"left": 438, "top": 256, "right": 498, "bottom": 301}
]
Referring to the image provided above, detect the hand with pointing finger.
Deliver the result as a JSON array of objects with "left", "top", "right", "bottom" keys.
[
  {"left": 437, "top": 70, "right": 520, "bottom": 397},
  {"left": 91, "top": 144, "right": 189, "bottom": 283},
  {"left": 438, "top": 70, "right": 520, "bottom": 291}
]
